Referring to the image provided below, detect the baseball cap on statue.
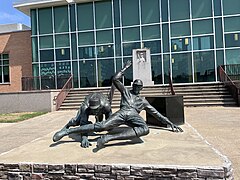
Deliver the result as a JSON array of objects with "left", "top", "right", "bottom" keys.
[{"left": 89, "top": 97, "right": 101, "bottom": 109}]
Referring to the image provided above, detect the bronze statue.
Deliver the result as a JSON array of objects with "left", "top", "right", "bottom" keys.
[
  {"left": 53, "top": 61, "right": 183, "bottom": 148},
  {"left": 55, "top": 92, "right": 112, "bottom": 148}
]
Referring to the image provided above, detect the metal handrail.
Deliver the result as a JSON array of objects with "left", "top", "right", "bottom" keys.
[
  {"left": 169, "top": 70, "right": 175, "bottom": 95},
  {"left": 55, "top": 75, "right": 73, "bottom": 110},
  {"left": 219, "top": 66, "right": 240, "bottom": 106}
]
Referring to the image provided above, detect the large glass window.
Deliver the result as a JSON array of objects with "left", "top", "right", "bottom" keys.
[
  {"left": 56, "top": 61, "right": 71, "bottom": 88},
  {"left": 224, "top": 16, "right": 240, "bottom": 32},
  {"left": 191, "top": 0, "right": 212, "bottom": 18},
  {"left": 39, "top": 36, "right": 53, "bottom": 49},
  {"left": 96, "top": 30, "right": 113, "bottom": 44},
  {"left": 123, "top": 57, "right": 133, "bottom": 85},
  {"left": 163, "top": 54, "right": 170, "bottom": 84},
  {"left": 80, "top": 60, "right": 96, "bottom": 87},
  {"left": 0, "top": 54, "right": 9, "bottom": 83},
  {"left": 141, "top": 0, "right": 160, "bottom": 24},
  {"left": 172, "top": 53, "right": 193, "bottom": 83},
  {"left": 54, "top": 6, "right": 69, "bottom": 33},
  {"left": 32, "top": 37, "right": 38, "bottom": 62},
  {"left": 38, "top": 8, "right": 53, "bottom": 34},
  {"left": 161, "top": 0, "right": 168, "bottom": 22},
  {"left": 225, "top": 33, "right": 240, "bottom": 48},
  {"left": 123, "top": 27, "right": 140, "bottom": 42},
  {"left": 115, "top": 29, "right": 122, "bottom": 56},
  {"left": 226, "top": 49, "right": 240, "bottom": 64},
  {"left": 193, "top": 36, "right": 214, "bottom": 50},
  {"left": 171, "top": 22, "right": 190, "bottom": 37},
  {"left": 114, "top": 0, "right": 120, "bottom": 27},
  {"left": 56, "top": 48, "right": 70, "bottom": 61},
  {"left": 98, "top": 59, "right": 115, "bottom": 87},
  {"left": 122, "top": 0, "right": 139, "bottom": 26},
  {"left": 70, "top": 4, "right": 76, "bottom": 31},
  {"left": 40, "top": 50, "right": 54, "bottom": 62},
  {"left": 95, "top": 0, "right": 112, "bottom": 29},
  {"left": 55, "top": 34, "right": 70, "bottom": 48},
  {"left": 214, "top": 0, "right": 222, "bottom": 16},
  {"left": 194, "top": 51, "right": 215, "bottom": 82},
  {"left": 71, "top": 33, "right": 77, "bottom": 60},
  {"left": 72, "top": 61, "right": 79, "bottom": 88},
  {"left": 96, "top": 45, "right": 114, "bottom": 58},
  {"left": 215, "top": 18, "right": 223, "bottom": 48},
  {"left": 123, "top": 42, "right": 141, "bottom": 56},
  {"left": 40, "top": 63, "right": 55, "bottom": 89},
  {"left": 162, "top": 24, "right": 170, "bottom": 52},
  {"left": 31, "top": 9, "right": 37, "bottom": 35},
  {"left": 192, "top": 19, "right": 213, "bottom": 35},
  {"left": 143, "top": 40, "right": 161, "bottom": 54},
  {"left": 170, "top": 0, "right": 190, "bottom": 21},
  {"left": 79, "top": 46, "right": 95, "bottom": 59},
  {"left": 78, "top": 32, "right": 94, "bottom": 46},
  {"left": 142, "top": 25, "right": 160, "bottom": 40},
  {"left": 223, "top": 0, "right": 240, "bottom": 15},
  {"left": 171, "top": 38, "right": 191, "bottom": 52},
  {"left": 151, "top": 55, "right": 162, "bottom": 84},
  {"left": 77, "top": 3, "right": 94, "bottom": 30}
]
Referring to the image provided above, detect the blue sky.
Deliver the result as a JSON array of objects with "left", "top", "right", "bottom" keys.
[{"left": 0, "top": 0, "right": 30, "bottom": 27}]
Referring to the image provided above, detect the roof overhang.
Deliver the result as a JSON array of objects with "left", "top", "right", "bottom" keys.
[{"left": 13, "top": 0, "right": 98, "bottom": 16}]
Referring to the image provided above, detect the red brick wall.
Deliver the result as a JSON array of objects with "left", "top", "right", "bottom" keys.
[{"left": 0, "top": 30, "right": 32, "bottom": 92}]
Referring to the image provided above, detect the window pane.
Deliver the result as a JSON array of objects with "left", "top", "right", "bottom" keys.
[
  {"left": 226, "top": 49, "right": 240, "bottom": 64},
  {"left": 71, "top": 33, "right": 77, "bottom": 59},
  {"left": 123, "top": 27, "right": 140, "bottom": 41},
  {"left": 151, "top": 55, "right": 162, "bottom": 84},
  {"left": 78, "top": 32, "right": 94, "bottom": 46},
  {"left": 142, "top": 25, "right": 160, "bottom": 40},
  {"left": 194, "top": 51, "right": 215, "bottom": 82},
  {"left": 40, "top": 63, "right": 55, "bottom": 76},
  {"left": 80, "top": 60, "right": 96, "bottom": 87},
  {"left": 98, "top": 59, "right": 115, "bottom": 87},
  {"left": 123, "top": 42, "right": 141, "bottom": 56},
  {"left": 96, "top": 30, "right": 113, "bottom": 44},
  {"left": 77, "top": 3, "right": 94, "bottom": 30},
  {"left": 191, "top": 0, "right": 212, "bottom": 18},
  {"left": 224, "top": 16, "right": 240, "bottom": 32},
  {"left": 70, "top": 4, "right": 76, "bottom": 31},
  {"left": 161, "top": 0, "right": 168, "bottom": 22},
  {"left": 215, "top": 18, "right": 223, "bottom": 48},
  {"left": 79, "top": 46, "right": 95, "bottom": 59},
  {"left": 143, "top": 40, "right": 161, "bottom": 53},
  {"left": 216, "top": 50, "right": 224, "bottom": 81},
  {"left": 95, "top": 0, "right": 112, "bottom": 29},
  {"left": 162, "top": 24, "right": 169, "bottom": 52},
  {"left": 225, "top": 33, "right": 240, "bottom": 48},
  {"left": 192, "top": 19, "right": 213, "bottom": 35},
  {"left": 2, "top": 54, "right": 9, "bottom": 59},
  {"left": 223, "top": 0, "right": 240, "bottom": 15},
  {"left": 40, "top": 63, "right": 55, "bottom": 89},
  {"left": 114, "top": 0, "right": 120, "bottom": 27},
  {"left": 122, "top": 0, "right": 139, "bottom": 26},
  {"left": 214, "top": 0, "right": 222, "bottom": 16},
  {"left": 3, "top": 66, "right": 9, "bottom": 83},
  {"left": 141, "top": 0, "right": 160, "bottom": 24},
  {"left": 56, "top": 61, "right": 71, "bottom": 76},
  {"left": 54, "top": 6, "right": 69, "bottom": 33},
  {"left": 163, "top": 54, "right": 170, "bottom": 84},
  {"left": 96, "top": 45, "right": 114, "bottom": 58},
  {"left": 72, "top": 61, "right": 79, "bottom": 88},
  {"left": 40, "top": 50, "right": 54, "bottom": 62},
  {"left": 31, "top": 9, "right": 37, "bottom": 35},
  {"left": 171, "top": 22, "right": 190, "bottom": 37},
  {"left": 123, "top": 57, "right": 133, "bottom": 85},
  {"left": 193, "top": 36, "right": 214, "bottom": 50},
  {"left": 170, "top": 0, "right": 190, "bottom": 21},
  {"left": 172, "top": 53, "right": 193, "bottom": 83},
  {"left": 55, "top": 34, "right": 70, "bottom": 47},
  {"left": 115, "top": 29, "right": 122, "bottom": 56},
  {"left": 38, "top": 8, "right": 52, "bottom": 34},
  {"left": 32, "top": 38, "right": 38, "bottom": 62},
  {"left": 172, "top": 38, "right": 191, "bottom": 52},
  {"left": 39, "top": 36, "right": 53, "bottom": 49},
  {"left": 56, "top": 48, "right": 70, "bottom": 61}
]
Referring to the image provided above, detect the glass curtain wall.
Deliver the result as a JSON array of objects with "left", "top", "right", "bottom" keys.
[{"left": 31, "top": 0, "right": 240, "bottom": 89}]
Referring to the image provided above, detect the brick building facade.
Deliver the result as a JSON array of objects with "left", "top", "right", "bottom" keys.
[{"left": 0, "top": 28, "right": 32, "bottom": 92}]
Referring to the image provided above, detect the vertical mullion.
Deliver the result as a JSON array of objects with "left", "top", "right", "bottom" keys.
[
  {"left": 119, "top": 0, "right": 124, "bottom": 84},
  {"left": 75, "top": 3, "right": 81, "bottom": 88},
  {"left": 212, "top": 0, "right": 218, "bottom": 82},
  {"left": 221, "top": 0, "right": 226, "bottom": 65},
  {"left": 159, "top": 0, "right": 164, "bottom": 84},
  {"left": 36, "top": 8, "right": 41, "bottom": 90},
  {"left": 167, "top": 0, "right": 172, "bottom": 82},
  {"left": 189, "top": 0, "right": 195, "bottom": 83},
  {"left": 52, "top": 6, "right": 57, "bottom": 89},
  {"left": 68, "top": 4, "right": 73, "bottom": 83},
  {"left": 111, "top": 0, "right": 117, "bottom": 73},
  {"left": 93, "top": 1, "right": 98, "bottom": 87}
]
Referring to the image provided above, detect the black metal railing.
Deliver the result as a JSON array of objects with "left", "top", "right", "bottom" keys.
[
  {"left": 219, "top": 65, "right": 240, "bottom": 106},
  {"left": 22, "top": 74, "right": 72, "bottom": 91},
  {"left": 221, "top": 64, "right": 240, "bottom": 81},
  {"left": 54, "top": 75, "right": 73, "bottom": 111}
]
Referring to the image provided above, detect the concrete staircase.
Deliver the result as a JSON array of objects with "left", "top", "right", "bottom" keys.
[{"left": 58, "top": 83, "right": 237, "bottom": 110}]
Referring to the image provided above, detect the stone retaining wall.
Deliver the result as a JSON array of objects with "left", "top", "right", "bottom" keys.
[{"left": 0, "top": 163, "right": 233, "bottom": 180}]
